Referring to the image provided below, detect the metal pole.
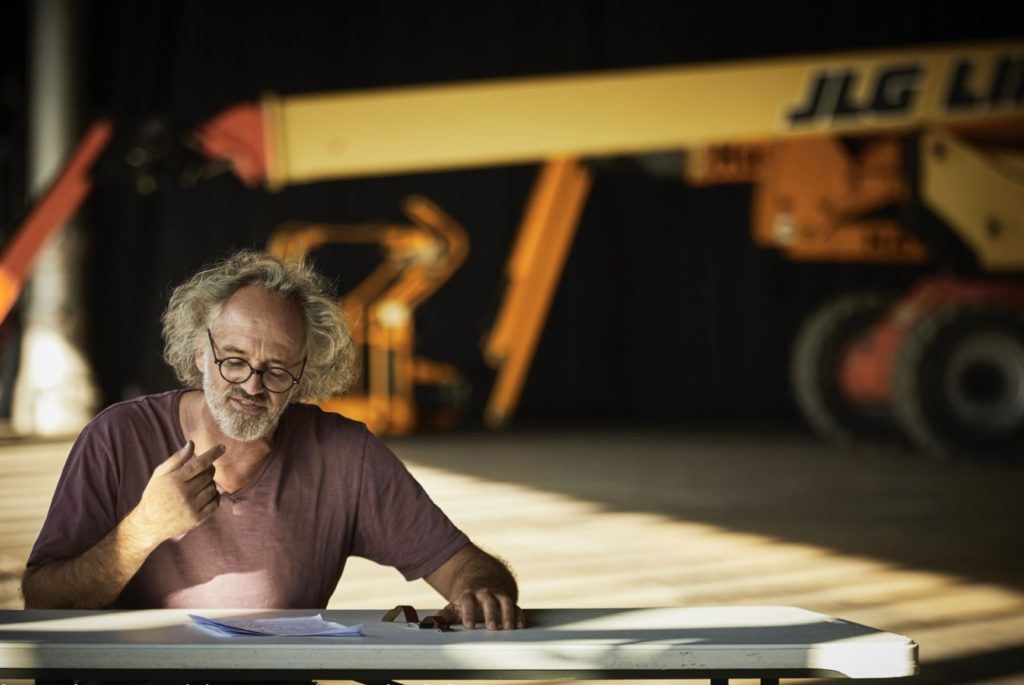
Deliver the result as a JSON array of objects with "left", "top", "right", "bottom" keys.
[{"left": 12, "top": 0, "right": 99, "bottom": 435}]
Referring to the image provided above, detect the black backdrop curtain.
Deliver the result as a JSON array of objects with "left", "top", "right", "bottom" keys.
[{"left": 66, "top": 0, "right": 1012, "bottom": 424}]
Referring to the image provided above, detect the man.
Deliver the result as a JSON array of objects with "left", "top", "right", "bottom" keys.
[{"left": 23, "top": 250, "right": 525, "bottom": 631}]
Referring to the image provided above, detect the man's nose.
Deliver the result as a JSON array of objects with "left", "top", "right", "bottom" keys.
[{"left": 240, "top": 372, "right": 266, "bottom": 395}]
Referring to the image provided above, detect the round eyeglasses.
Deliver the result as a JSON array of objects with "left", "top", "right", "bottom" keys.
[{"left": 207, "top": 329, "right": 306, "bottom": 393}]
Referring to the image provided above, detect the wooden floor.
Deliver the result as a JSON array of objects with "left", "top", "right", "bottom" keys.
[{"left": 2, "top": 424, "right": 1023, "bottom": 684}]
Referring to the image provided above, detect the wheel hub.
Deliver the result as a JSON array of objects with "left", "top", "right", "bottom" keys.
[{"left": 944, "top": 332, "right": 1024, "bottom": 434}]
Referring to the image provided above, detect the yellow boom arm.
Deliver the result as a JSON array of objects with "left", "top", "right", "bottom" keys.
[{"left": 260, "top": 41, "right": 1023, "bottom": 184}]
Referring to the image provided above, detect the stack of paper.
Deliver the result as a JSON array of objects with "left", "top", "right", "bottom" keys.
[{"left": 189, "top": 614, "right": 363, "bottom": 637}]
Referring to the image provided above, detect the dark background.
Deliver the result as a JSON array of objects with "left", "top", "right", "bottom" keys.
[{"left": 1, "top": 0, "right": 1019, "bottom": 426}]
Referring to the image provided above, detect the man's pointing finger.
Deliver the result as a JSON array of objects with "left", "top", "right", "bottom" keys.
[
  {"left": 182, "top": 444, "right": 226, "bottom": 478},
  {"left": 156, "top": 441, "right": 195, "bottom": 475}
]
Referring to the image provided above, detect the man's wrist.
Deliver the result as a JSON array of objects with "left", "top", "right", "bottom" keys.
[{"left": 121, "top": 506, "right": 165, "bottom": 554}]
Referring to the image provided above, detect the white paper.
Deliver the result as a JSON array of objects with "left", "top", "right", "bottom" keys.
[{"left": 189, "top": 614, "right": 363, "bottom": 637}]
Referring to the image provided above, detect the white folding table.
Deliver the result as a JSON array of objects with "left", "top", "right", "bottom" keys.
[{"left": 0, "top": 606, "right": 918, "bottom": 683}]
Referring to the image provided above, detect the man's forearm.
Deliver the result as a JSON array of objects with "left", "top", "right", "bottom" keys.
[
  {"left": 22, "top": 509, "right": 161, "bottom": 609},
  {"left": 445, "top": 547, "right": 519, "bottom": 602},
  {"left": 426, "top": 543, "right": 524, "bottom": 629}
]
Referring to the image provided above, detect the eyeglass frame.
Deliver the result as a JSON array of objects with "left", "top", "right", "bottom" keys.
[{"left": 206, "top": 329, "right": 307, "bottom": 393}]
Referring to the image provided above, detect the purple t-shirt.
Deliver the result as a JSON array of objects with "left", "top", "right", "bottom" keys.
[{"left": 27, "top": 390, "right": 469, "bottom": 608}]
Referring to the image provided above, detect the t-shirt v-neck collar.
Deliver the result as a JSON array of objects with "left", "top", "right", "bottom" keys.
[{"left": 173, "top": 389, "right": 285, "bottom": 500}]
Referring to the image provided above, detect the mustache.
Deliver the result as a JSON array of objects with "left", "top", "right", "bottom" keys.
[{"left": 227, "top": 390, "right": 269, "bottom": 407}]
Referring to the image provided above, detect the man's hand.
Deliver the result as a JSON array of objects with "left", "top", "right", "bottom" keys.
[
  {"left": 440, "top": 587, "right": 527, "bottom": 631},
  {"left": 131, "top": 441, "right": 225, "bottom": 546},
  {"left": 426, "top": 543, "right": 526, "bottom": 630}
]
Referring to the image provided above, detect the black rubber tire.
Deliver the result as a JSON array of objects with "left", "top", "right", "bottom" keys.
[
  {"left": 892, "top": 304, "right": 1024, "bottom": 462},
  {"left": 791, "top": 292, "right": 897, "bottom": 446}
]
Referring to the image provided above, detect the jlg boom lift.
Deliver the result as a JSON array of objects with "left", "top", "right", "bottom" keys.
[{"left": 3, "top": 40, "right": 1023, "bottom": 457}]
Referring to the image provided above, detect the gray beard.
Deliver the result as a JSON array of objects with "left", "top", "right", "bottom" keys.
[{"left": 203, "top": 373, "right": 288, "bottom": 442}]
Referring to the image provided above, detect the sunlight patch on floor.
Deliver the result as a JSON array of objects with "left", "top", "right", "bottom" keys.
[{"left": 332, "top": 463, "right": 1024, "bottom": 683}]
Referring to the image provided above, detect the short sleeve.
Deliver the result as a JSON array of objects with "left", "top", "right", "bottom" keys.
[
  {"left": 27, "top": 420, "right": 120, "bottom": 568},
  {"left": 349, "top": 432, "right": 469, "bottom": 580}
]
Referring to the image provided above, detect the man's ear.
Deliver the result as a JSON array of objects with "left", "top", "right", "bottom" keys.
[{"left": 194, "top": 341, "right": 205, "bottom": 374}]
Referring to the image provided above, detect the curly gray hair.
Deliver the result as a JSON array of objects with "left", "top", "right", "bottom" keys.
[{"left": 161, "top": 250, "right": 357, "bottom": 401}]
